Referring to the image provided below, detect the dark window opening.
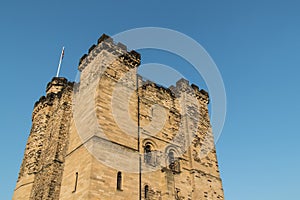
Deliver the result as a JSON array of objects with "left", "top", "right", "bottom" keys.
[
  {"left": 117, "top": 171, "right": 122, "bottom": 191},
  {"left": 168, "top": 150, "right": 181, "bottom": 173},
  {"left": 168, "top": 151, "right": 175, "bottom": 165},
  {"left": 144, "top": 144, "right": 152, "bottom": 164},
  {"left": 72, "top": 172, "right": 78, "bottom": 193},
  {"left": 145, "top": 185, "right": 149, "bottom": 199}
]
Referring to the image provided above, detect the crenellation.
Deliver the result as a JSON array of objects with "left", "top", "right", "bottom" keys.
[
  {"left": 88, "top": 44, "right": 97, "bottom": 54},
  {"left": 176, "top": 78, "right": 190, "bottom": 90},
  {"left": 139, "top": 79, "right": 176, "bottom": 100},
  {"left": 78, "top": 54, "right": 88, "bottom": 66},
  {"left": 46, "top": 77, "right": 70, "bottom": 94},
  {"left": 13, "top": 33, "right": 224, "bottom": 200},
  {"left": 117, "top": 42, "right": 127, "bottom": 51},
  {"left": 97, "top": 33, "right": 113, "bottom": 44},
  {"left": 78, "top": 34, "right": 140, "bottom": 72},
  {"left": 33, "top": 78, "right": 74, "bottom": 120},
  {"left": 168, "top": 78, "right": 210, "bottom": 105},
  {"left": 118, "top": 51, "right": 140, "bottom": 67},
  {"left": 191, "top": 83, "right": 199, "bottom": 91}
]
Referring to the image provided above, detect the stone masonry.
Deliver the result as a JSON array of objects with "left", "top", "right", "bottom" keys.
[{"left": 13, "top": 34, "right": 225, "bottom": 200}]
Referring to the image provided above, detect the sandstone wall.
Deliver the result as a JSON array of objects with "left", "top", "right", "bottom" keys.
[{"left": 13, "top": 34, "right": 224, "bottom": 200}]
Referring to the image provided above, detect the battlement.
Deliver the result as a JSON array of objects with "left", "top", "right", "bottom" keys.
[
  {"left": 78, "top": 34, "right": 141, "bottom": 72},
  {"left": 46, "top": 77, "right": 72, "bottom": 94},
  {"left": 14, "top": 34, "right": 223, "bottom": 200},
  {"left": 33, "top": 77, "right": 73, "bottom": 119},
  {"left": 138, "top": 75, "right": 209, "bottom": 104},
  {"left": 137, "top": 74, "right": 175, "bottom": 98},
  {"left": 170, "top": 78, "right": 209, "bottom": 104},
  {"left": 77, "top": 34, "right": 208, "bottom": 104}
]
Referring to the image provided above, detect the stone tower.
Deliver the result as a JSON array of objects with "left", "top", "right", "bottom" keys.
[{"left": 13, "top": 34, "right": 225, "bottom": 200}]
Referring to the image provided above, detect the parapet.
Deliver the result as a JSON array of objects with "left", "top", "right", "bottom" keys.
[
  {"left": 137, "top": 75, "right": 209, "bottom": 104},
  {"left": 78, "top": 33, "right": 141, "bottom": 72},
  {"left": 46, "top": 77, "right": 71, "bottom": 95},
  {"left": 33, "top": 77, "right": 74, "bottom": 119},
  {"left": 137, "top": 74, "right": 175, "bottom": 98},
  {"left": 170, "top": 78, "right": 209, "bottom": 104}
]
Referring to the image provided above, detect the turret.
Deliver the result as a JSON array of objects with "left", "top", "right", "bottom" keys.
[{"left": 13, "top": 77, "right": 73, "bottom": 200}]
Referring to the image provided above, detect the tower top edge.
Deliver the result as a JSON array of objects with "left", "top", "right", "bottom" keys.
[{"left": 78, "top": 33, "right": 141, "bottom": 72}]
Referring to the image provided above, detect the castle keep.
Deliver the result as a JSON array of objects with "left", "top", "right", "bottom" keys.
[{"left": 13, "top": 34, "right": 225, "bottom": 200}]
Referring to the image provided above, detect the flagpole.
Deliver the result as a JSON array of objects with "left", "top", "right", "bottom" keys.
[{"left": 56, "top": 46, "right": 65, "bottom": 77}]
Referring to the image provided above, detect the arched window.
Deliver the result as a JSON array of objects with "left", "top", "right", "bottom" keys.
[
  {"left": 144, "top": 185, "right": 149, "bottom": 199},
  {"left": 144, "top": 144, "right": 152, "bottom": 164},
  {"left": 168, "top": 151, "right": 175, "bottom": 165},
  {"left": 117, "top": 171, "right": 122, "bottom": 190},
  {"left": 167, "top": 149, "right": 180, "bottom": 173}
]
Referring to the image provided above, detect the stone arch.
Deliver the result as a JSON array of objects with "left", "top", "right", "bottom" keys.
[
  {"left": 165, "top": 145, "right": 180, "bottom": 158},
  {"left": 142, "top": 139, "right": 158, "bottom": 150},
  {"left": 142, "top": 139, "right": 158, "bottom": 166},
  {"left": 165, "top": 146, "right": 181, "bottom": 172}
]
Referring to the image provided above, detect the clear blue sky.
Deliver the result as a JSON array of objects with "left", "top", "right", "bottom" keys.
[{"left": 1, "top": 0, "right": 300, "bottom": 199}]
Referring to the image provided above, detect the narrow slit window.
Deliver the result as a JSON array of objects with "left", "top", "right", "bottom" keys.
[
  {"left": 144, "top": 185, "right": 149, "bottom": 199},
  {"left": 117, "top": 171, "right": 122, "bottom": 191},
  {"left": 72, "top": 172, "right": 78, "bottom": 193}
]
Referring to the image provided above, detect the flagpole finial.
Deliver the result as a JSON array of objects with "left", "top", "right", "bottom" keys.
[{"left": 56, "top": 46, "right": 65, "bottom": 77}]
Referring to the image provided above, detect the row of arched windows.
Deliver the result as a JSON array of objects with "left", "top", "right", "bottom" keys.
[{"left": 143, "top": 142, "right": 178, "bottom": 168}]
